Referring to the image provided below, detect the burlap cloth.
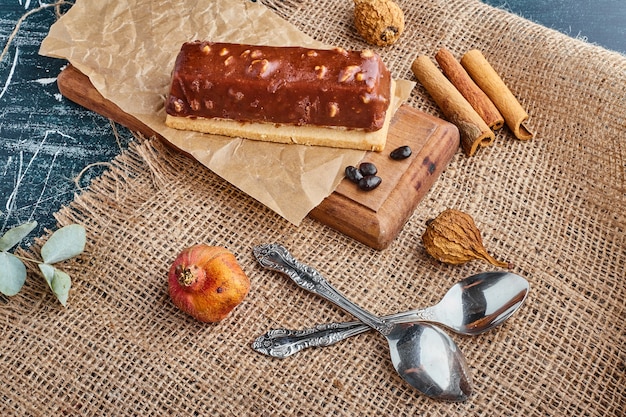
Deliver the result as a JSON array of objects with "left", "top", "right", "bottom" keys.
[{"left": 2, "top": 0, "right": 624, "bottom": 415}]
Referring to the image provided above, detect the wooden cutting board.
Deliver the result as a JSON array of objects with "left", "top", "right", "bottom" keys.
[{"left": 57, "top": 65, "right": 459, "bottom": 250}]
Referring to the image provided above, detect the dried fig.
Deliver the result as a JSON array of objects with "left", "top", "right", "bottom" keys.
[{"left": 422, "top": 209, "right": 510, "bottom": 268}]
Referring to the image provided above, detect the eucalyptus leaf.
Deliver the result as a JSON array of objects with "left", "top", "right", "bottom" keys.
[
  {"left": 41, "top": 224, "right": 86, "bottom": 264},
  {"left": 0, "top": 221, "right": 37, "bottom": 251},
  {"left": 38, "top": 263, "right": 55, "bottom": 286},
  {"left": 51, "top": 268, "right": 71, "bottom": 307},
  {"left": 38, "top": 263, "right": 71, "bottom": 306},
  {"left": 0, "top": 252, "right": 27, "bottom": 296}
]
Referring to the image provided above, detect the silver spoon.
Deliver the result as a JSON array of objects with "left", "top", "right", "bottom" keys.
[
  {"left": 253, "top": 271, "right": 529, "bottom": 358},
  {"left": 252, "top": 243, "right": 473, "bottom": 402}
]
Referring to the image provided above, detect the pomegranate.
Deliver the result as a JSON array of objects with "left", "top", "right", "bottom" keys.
[{"left": 168, "top": 244, "right": 250, "bottom": 322}]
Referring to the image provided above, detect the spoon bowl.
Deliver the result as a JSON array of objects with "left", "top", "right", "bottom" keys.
[
  {"left": 252, "top": 271, "right": 529, "bottom": 358},
  {"left": 388, "top": 323, "right": 473, "bottom": 401},
  {"left": 253, "top": 243, "right": 473, "bottom": 402},
  {"left": 390, "top": 271, "right": 529, "bottom": 334}
]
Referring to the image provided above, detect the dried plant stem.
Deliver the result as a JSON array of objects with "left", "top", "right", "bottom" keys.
[
  {"left": 11, "top": 253, "right": 41, "bottom": 265},
  {"left": 0, "top": 1, "right": 74, "bottom": 64}
]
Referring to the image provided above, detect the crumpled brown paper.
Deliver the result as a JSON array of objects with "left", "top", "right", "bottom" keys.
[{"left": 40, "top": 0, "right": 414, "bottom": 224}]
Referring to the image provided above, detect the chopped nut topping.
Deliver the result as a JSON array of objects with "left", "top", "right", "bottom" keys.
[
  {"left": 307, "top": 50, "right": 318, "bottom": 57},
  {"left": 356, "top": 72, "right": 365, "bottom": 82},
  {"left": 314, "top": 65, "right": 328, "bottom": 79},
  {"left": 228, "top": 88, "right": 244, "bottom": 101},
  {"left": 219, "top": 48, "right": 229, "bottom": 56},
  {"left": 339, "top": 65, "right": 361, "bottom": 83},
  {"left": 248, "top": 59, "right": 271, "bottom": 78},
  {"left": 360, "top": 50, "right": 375, "bottom": 58},
  {"left": 172, "top": 99, "right": 184, "bottom": 113},
  {"left": 204, "top": 100, "right": 214, "bottom": 110},
  {"left": 224, "top": 56, "right": 234, "bottom": 66},
  {"left": 201, "top": 44, "right": 211, "bottom": 55},
  {"left": 240, "top": 49, "right": 251, "bottom": 58},
  {"left": 361, "top": 94, "right": 371, "bottom": 104},
  {"left": 250, "top": 49, "right": 263, "bottom": 59},
  {"left": 328, "top": 102, "right": 339, "bottom": 117},
  {"left": 333, "top": 47, "right": 348, "bottom": 56},
  {"left": 191, "top": 79, "right": 201, "bottom": 92},
  {"left": 190, "top": 99, "right": 200, "bottom": 111}
]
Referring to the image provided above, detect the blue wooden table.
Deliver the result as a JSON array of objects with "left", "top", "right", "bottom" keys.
[
  {"left": 1, "top": 0, "right": 625, "bottom": 239},
  {"left": 0, "top": 1, "right": 133, "bottom": 238},
  {"left": 481, "top": 0, "right": 626, "bottom": 54}
]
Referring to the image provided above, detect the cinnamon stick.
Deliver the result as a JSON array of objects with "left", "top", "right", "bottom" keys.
[
  {"left": 411, "top": 55, "right": 494, "bottom": 156},
  {"left": 460, "top": 49, "right": 534, "bottom": 140},
  {"left": 435, "top": 48, "right": 504, "bottom": 133}
]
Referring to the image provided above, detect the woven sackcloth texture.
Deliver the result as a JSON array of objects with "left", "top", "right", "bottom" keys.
[{"left": 2, "top": 0, "right": 625, "bottom": 415}]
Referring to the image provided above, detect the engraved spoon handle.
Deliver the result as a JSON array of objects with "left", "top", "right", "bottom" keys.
[
  {"left": 252, "top": 243, "right": 391, "bottom": 334},
  {"left": 251, "top": 321, "right": 370, "bottom": 358},
  {"left": 252, "top": 307, "right": 433, "bottom": 358}
]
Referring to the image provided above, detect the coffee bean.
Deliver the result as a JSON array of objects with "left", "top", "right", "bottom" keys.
[
  {"left": 345, "top": 165, "right": 363, "bottom": 183},
  {"left": 390, "top": 145, "right": 412, "bottom": 160},
  {"left": 359, "top": 162, "right": 378, "bottom": 176},
  {"left": 358, "top": 175, "right": 382, "bottom": 191}
]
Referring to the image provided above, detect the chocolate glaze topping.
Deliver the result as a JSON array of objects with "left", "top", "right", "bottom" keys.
[{"left": 165, "top": 41, "right": 392, "bottom": 131}]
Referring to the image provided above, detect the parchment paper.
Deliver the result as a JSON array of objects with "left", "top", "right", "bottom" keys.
[{"left": 40, "top": 0, "right": 414, "bottom": 224}]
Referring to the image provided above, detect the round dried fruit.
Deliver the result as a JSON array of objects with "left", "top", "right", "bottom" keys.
[
  {"left": 168, "top": 244, "right": 250, "bottom": 322},
  {"left": 353, "top": 0, "right": 405, "bottom": 46}
]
